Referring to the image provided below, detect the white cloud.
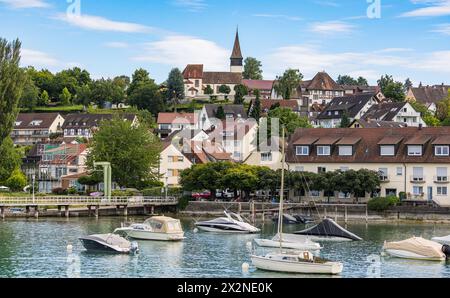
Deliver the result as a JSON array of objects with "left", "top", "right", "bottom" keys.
[
  {"left": 0, "top": 0, "right": 49, "bottom": 8},
  {"left": 308, "top": 21, "right": 356, "bottom": 34},
  {"left": 21, "top": 49, "right": 59, "bottom": 67},
  {"left": 173, "top": 0, "right": 207, "bottom": 12},
  {"left": 401, "top": 0, "right": 450, "bottom": 17},
  {"left": 314, "top": 1, "right": 340, "bottom": 7},
  {"left": 104, "top": 42, "right": 129, "bottom": 48},
  {"left": 54, "top": 13, "right": 154, "bottom": 33},
  {"left": 432, "top": 23, "right": 450, "bottom": 35},
  {"left": 132, "top": 35, "right": 229, "bottom": 71},
  {"left": 253, "top": 14, "right": 302, "bottom": 21}
]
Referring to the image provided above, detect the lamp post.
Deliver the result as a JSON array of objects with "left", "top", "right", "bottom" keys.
[
  {"left": 32, "top": 174, "right": 36, "bottom": 204},
  {"left": 165, "top": 176, "right": 169, "bottom": 200}
]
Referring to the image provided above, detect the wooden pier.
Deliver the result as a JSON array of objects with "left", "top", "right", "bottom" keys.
[{"left": 0, "top": 196, "right": 178, "bottom": 219}]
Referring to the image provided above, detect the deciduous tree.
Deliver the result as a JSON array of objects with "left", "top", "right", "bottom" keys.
[{"left": 274, "top": 69, "right": 303, "bottom": 99}]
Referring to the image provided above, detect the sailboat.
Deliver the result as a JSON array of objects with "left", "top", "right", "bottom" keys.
[{"left": 251, "top": 128, "right": 344, "bottom": 275}]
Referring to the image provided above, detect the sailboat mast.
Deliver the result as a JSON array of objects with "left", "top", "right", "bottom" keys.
[{"left": 278, "top": 127, "right": 286, "bottom": 250}]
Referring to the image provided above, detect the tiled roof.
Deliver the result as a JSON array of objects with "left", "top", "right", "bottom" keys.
[
  {"left": 157, "top": 113, "right": 196, "bottom": 125},
  {"left": 14, "top": 113, "right": 62, "bottom": 130},
  {"left": 362, "top": 102, "right": 407, "bottom": 121},
  {"left": 62, "top": 114, "right": 136, "bottom": 129},
  {"left": 352, "top": 119, "right": 408, "bottom": 128},
  {"left": 203, "top": 72, "right": 242, "bottom": 84},
  {"left": 287, "top": 127, "right": 450, "bottom": 164},
  {"left": 303, "top": 72, "right": 343, "bottom": 91},
  {"left": 317, "top": 93, "right": 376, "bottom": 119},
  {"left": 204, "top": 104, "right": 247, "bottom": 119},
  {"left": 409, "top": 86, "right": 449, "bottom": 104},
  {"left": 182, "top": 64, "right": 204, "bottom": 79},
  {"left": 242, "top": 79, "right": 274, "bottom": 90}
]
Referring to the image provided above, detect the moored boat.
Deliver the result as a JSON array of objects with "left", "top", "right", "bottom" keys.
[
  {"left": 195, "top": 211, "right": 260, "bottom": 234},
  {"left": 294, "top": 218, "right": 362, "bottom": 242},
  {"left": 383, "top": 237, "right": 450, "bottom": 261},
  {"left": 79, "top": 234, "right": 139, "bottom": 254},
  {"left": 114, "top": 216, "right": 185, "bottom": 241},
  {"left": 432, "top": 235, "right": 450, "bottom": 246}
]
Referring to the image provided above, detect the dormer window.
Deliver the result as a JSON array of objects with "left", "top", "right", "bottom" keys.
[
  {"left": 296, "top": 146, "right": 309, "bottom": 156},
  {"left": 30, "top": 120, "right": 42, "bottom": 126},
  {"left": 435, "top": 146, "right": 449, "bottom": 156},
  {"left": 338, "top": 146, "right": 353, "bottom": 156},
  {"left": 380, "top": 145, "right": 395, "bottom": 156},
  {"left": 408, "top": 145, "right": 423, "bottom": 156},
  {"left": 15, "top": 121, "right": 22, "bottom": 126},
  {"left": 317, "top": 146, "right": 331, "bottom": 156}
]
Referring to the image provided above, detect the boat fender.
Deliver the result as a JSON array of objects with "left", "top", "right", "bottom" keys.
[
  {"left": 442, "top": 244, "right": 450, "bottom": 258},
  {"left": 242, "top": 262, "right": 250, "bottom": 272}
]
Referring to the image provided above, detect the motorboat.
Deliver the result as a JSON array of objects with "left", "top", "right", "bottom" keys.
[
  {"left": 432, "top": 235, "right": 450, "bottom": 246},
  {"left": 251, "top": 127, "right": 343, "bottom": 275},
  {"left": 114, "top": 216, "right": 185, "bottom": 241},
  {"left": 293, "top": 214, "right": 315, "bottom": 224},
  {"left": 383, "top": 237, "right": 450, "bottom": 261},
  {"left": 272, "top": 213, "right": 302, "bottom": 225},
  {"left": 195, "top": 211, "right": 260, "bottom": 234},
  {"left": 251, "top": 251, "right": 343, "bottom": 275},
  {"left": 79, "top": 234, "right": 139, "bottom": 254},
  {"left": 254, "top": 233, "right": 322, "bottom": 251},
  {"left": 294, "top": 218, "right": 362, "bottom": 242}
]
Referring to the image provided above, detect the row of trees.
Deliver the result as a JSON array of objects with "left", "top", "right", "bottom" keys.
[{"left": 180, "top": 163, "right": 381, "bottom": 202}]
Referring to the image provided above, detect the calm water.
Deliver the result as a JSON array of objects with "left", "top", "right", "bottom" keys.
[{"left": 1, "top": 217, "right": 450, "bottom": 278}]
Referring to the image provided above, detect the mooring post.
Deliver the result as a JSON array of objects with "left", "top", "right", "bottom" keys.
[
  {"left": 151, "top": 205, "right": 155, "bottom": 215},
  {"left": 26, "top": 206, "right": 30, "bottom": 218},
  {"left": 365, "top": 205, "right": 369, "bottom": 223},
  {"left": 344, "top": 205, "right": 348, "bottom": 224},
  {"left": 324, "top": 207, "right": 327, "bottom": 219},
  {"left": 335, "top": 206, "right": 338, "bottom": 222},
  {"left": 58, "top": 205, "right": 62, "bottom": 217},
  {"left": 0, "top": 206, "right": 5, "bottom": 220},
  {"left": 95, "top": 205, "right": 99, "bottom": 218},
  {"left": 34, "top": 206, "right": 39, "bottom": 219},
  {"left": 252, "top": 201, "right": 256, "bottom": 223},
  {"left": 262, "top": 203, "right": 265, "bottom": 223},
  {"left": 87, "top": 205, "right": 92, "bottom": 217},
  {"left": 65, "top": 206, "right": 69, "bottom": 218},
  {"left": 238, "top": 203, "right": 242, "bottom": 214},
  {"left": 123, "top": 206, "right": 128, "bottom": 217}
]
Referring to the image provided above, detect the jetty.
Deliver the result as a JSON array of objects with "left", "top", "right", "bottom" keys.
[{"left": 0, "top": 196, "right": 178, "bottom": 219}]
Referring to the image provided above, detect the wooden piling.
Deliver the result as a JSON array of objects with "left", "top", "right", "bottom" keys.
[
  {"left": 64, "top": 206, "right": 69, "bottom": 218},
  {"left": 344, "top": 206, "right": 348, "bottom": 224},
  {"left": 34, "top": 207, "right": 39, "bottom": 219},
  {"left": 26, "top": 206, "right": 30, "bottom": 218},
  {"left": 365, "top": 205, "right": 369, "bottom": 223},
  {"left": 58, "top": 206, "right": 62, "bottom": 217},
  {"left": 238, "top": 203, "right": 242, "bottom": 214},
  {"left": 87, "top": 206, "right": 92, "bottom": 217},
  {"left": 123, "top": 206, "right": 128, "bottom": 217},
  {"left": 335, "top": 206, "right": 338, "bottom": 222},
  {"left": 95, "top": 206, "right": 99, "bottom": 218},
  {"left": 151, "top": 205, "right": 155, "bottom": 215},
  {"left": 0, "top": 206, "right": 5, "bottom": 219}
]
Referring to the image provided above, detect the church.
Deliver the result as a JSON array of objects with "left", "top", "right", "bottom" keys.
[{"left": 182, "top": 30, "right": 244, "bottom": 99}]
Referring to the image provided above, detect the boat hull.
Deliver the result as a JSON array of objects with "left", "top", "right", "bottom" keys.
[
  {"left": 251, "top": 255, "right": 343, "bottom": 275},
  {"left": 116, "top": 229, "right": 185, "bottom": 241},
  {"left": 79, "top": 238, "right": 130, "bottom": 254},
  {"left": 254, "top": 239, "right": 322, "bottom": 251},
  {"left": 196, "top": 225, "right": 254, "bottom": 234},
  {"left": 384, "top": 249, "right": 446, "bottom": 261}
]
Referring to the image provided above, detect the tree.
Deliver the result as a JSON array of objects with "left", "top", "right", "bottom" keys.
[
  {"left": 19, "top": 74, "right": 39, "bottom": 111},
  {"left": 5, "top": 168, "right": 27, "bottom": 192},
  {"left": 220, "top": 164, "right": 258, "bottom": 200},
  {"left": 404, "top": 78, "right": 413, "bottom": 91},
  {"left": 204, "top": 85, "right": 214, "bottom": 99},
  {"left": 86, "top": 116, "right": 162, "bottom": 189},
  {"left": 27, "top": 68, "right": 56, "bottom": 100},
  {"left": 339, "top": 111, "right": 351, "bottom": 128},
  {"left": 436, "top": 100, "right": 449, "bottom": 122},
  {"left": 268, "top": 107, "right": 312, "bottom": 136},
  {"left": 38, "top": 90, "right": 50, "bottom": 106},
  {"left": 128, "top": 80, "right": 165, "bottom": 115},
  {"left": 90, "top": 78, "right": 125, "bottom": 106},
  {"left": 74, "top": 84, "right": 91, "bottom": 107},
  {"left": 337, "top": 75, "right": 358, "bottom": 86},
  {"left": 60, "top": 87, "right": 72, "bottom": 106},
  {"left": 377, "top": 74, "right": 394, "bottom": 92},
  {"left": 243, "top": 57, "right": 263, "bottom": 80},
  {"left": 357, "top": 76, "right": 369, "bottom": 87},
  {"left": 335, "top": 169, "right": 381, "bottom": 202},
  {"left": 166, "top": 68, "right": 185, "bottom": 104},
  {"left": 0, "top": 38, "right": 25, "bottom": 143},
  {"left": 410, "top": 101, "right": 440, "bottom": 127},
  {"left": 384, "top": 82, "right": 406, "bottom": 102},
  {"left": 274, "top": 69, "right": 303, "bottom": 99},
  {"left": 233, "top": 84, "right": 248, "bottom": 104},
  {"left": 215, "top": 106, "right": 225, "bottom": 120},
  {"left": 250, "top": 89, "right": 261, "bottom": 121},
  {"left": 127, "top": 68, "right": 151, "bottom": 97},
  {"left": 312, "top": 171, "right": 339, "bottom": 203},
  {"left": 218, "top": 85, "right": 231, "bottom": 101},
  {"left": 0, "top": 137, "right": 22, "bottom": 183}
]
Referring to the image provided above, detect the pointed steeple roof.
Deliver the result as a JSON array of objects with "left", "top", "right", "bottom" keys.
[{"left": 231, "top": 28, "right": 243, "bottom": 59}]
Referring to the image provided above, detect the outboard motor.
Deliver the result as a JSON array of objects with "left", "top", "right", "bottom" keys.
[{"left": 442, "top": 244, "right": 450, "bottom": 259}]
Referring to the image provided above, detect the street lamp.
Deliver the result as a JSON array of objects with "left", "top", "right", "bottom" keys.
[
  {"left": 165, "top": 176, "right": 169, "bottom": 199},
  {"left": 32, "top": 174, "right": 36, "bottom": 204}
]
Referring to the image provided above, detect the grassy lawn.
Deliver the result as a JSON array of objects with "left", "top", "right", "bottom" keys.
[{"left": 21, "top": 105, "right": 85, "bottom": 113}]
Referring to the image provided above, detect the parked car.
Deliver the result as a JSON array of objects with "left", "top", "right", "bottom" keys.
[
  {"left": 0, "top": 186, "right": 10, "bottom": 192},
  {"left": 192, "top": 191, "right": 211, "bottom": 199}
]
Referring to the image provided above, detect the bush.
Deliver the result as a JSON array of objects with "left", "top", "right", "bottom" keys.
[
  {"left": 368, "top": 196, "right": 400, "bottom": 212},
  {"left": 5, "top": 169, "right": 27, "bottom": 192},
  {"left": 52, "top": 188, "right": 67, "bottom": 195},
  {"left": 178, "top": 195, "right": 192, "bottom": 211},
  {"left": 111, "top": 189, "right": 141, "bottom": 197},
  {"left": 142, "top": 187, "right": 183, "bottom": 197},
  {"left": 67, "top": 187, "right": 78, "bottom": 195}
]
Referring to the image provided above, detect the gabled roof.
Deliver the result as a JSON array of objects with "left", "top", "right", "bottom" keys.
[
  {"left": 204, "top": 104, "right": 247, "bottom": 119},
  {"left": 203, "top": 72, "right": 242, "bottom": 85},
  {"left": 362, "top": 102, "right": 408, "bottom": 122},
  {"left": 409, "top": 86, "right": 449, "bottom": 104},
  {"left": 317, "top": 93, "right": 376, "bottom": 119},
  {"left": 352, "top": 119, "right": 408, "bottom": 129},
  {"left": 14, "top": 113, "right": 62, "bottom": 130},
  {"left": 182, "top": 64, "right": 204, "bottom": 79},
  {"left": 62, "top": 114, "right": 136, "bottom": 129},
  {"left": 303, "top": 72, "right": 343, "bottom": 91},
  {"left": 252, "top": 99, "right": 299, "bottom": 112},
  {"left": 230, "top": 29, "right": 243, "bottom": 59},
  {"left": 242, "top": 79, "right": 274, "bottom": 90},
  {"left": 157, "top": 113, "right": 196, "bottom": 125}
]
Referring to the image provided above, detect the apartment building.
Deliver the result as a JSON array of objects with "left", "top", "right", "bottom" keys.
[{"left": 11, "top": 113, "right": 64, "bottom": 145}]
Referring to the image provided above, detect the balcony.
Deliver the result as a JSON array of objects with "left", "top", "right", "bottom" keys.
[
  {"left": 434, "top": 176, "right": 449, "bottom": 183},
  {"left": 410, "top": 176, "right": 426, "bottom": 183}
]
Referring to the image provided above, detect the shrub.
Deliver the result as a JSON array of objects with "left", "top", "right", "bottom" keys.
[
  {"left": 111, "top": 189, "right": 141, "bottom": 197},
  {"left": 5, "top": 169, "right": 27, "bottom": 192},
  {"left": 52, "top": 188, "right": 67, "bottom": 195},
  {"left": 142, "top": 187, "right": 183, "bottom": 197},
  {"left": 368, "top": 196, "right": 400, "bottom": 212},
  {"left": 178, "top": 195, "right": 192, "bottom": 211},
  {"left": 67, "top": 187, "right": 78, "bottom": 195}
]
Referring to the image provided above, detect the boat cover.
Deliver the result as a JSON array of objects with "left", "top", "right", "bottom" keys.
[
  {"left": 294, "top": 218, "right": 362, "bottom": 241},
  {"left": 384, "top": 237, "right": 445, "bottom": 259},
  {"left": 89, "top": 234, "right": 131, "bottom": 249}
]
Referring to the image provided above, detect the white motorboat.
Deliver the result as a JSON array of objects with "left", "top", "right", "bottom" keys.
[
  {"left": 251, "top": 251, "right": 343, "bottom": 275},
  {"left": 432, "top": 235, "right": 450, "bottom": 246},
  {"left": 195, "top": 211, "right": 260, "bottom": 234},
  {"left": 294, "top": 218, "right": 362, "bottom": 242},
  {"left": 254, "top": 235, "right": 322, "bottom": 251},
  {"left": 251, "top": 127, "right": 343, "bottom": 275},
  {"left": 79, "top": 234, "right": 139, "bottom": 254},
  {"left": 383, "top": 237, "right": 450, "bottom": 261},
  {"left": 114, "top": 216, "right": 185, "bottom": 241}
]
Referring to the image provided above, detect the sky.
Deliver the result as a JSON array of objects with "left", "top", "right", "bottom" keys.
[{"left": 0, "top": 0, "right": 449, "bottom": 85}]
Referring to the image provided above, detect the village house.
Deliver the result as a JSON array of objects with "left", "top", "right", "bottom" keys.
[
  {"left": 62, "top": 113, "right": 137, "bottom": 141},
  {"left": 197, "top": 104, "right": 247, "bottom": 130},
  {"left": 247, "top": 99, "right": 300, "bottom": 117},
  {"left": 297, "top": 71, "right": 345, "bottom": 105},
  {"left": 341, "top": 85, "right": 380, "bottom": 96},
  {"left": 244, "top": 137, "right": 283, "bottom": 170},
  {"left": 350, "top": 119, "right": 408, "bottom": 129},
  {"left": 286, "top": 127, "right": 450, "bottom": 207},
  {"left": 183, "top": 30, "right": 243, "bottom": 99},
  {"left": 242, "top": 79, "right": 275, "bottom": 99},
  {"left": 11, "top": 113, "right": 65, "bottom": 145},
  {"left": 362, "top": 101, "right": 426, "bottom": 127},
  {"left": 156, "top": 112, "right": 197, "bottom": 139},
  {"left": 406, "top": 84, "right": 449, "bottom": 113},
  {"left": 315, "top": 93, "right": 384, "bottom": 128}
]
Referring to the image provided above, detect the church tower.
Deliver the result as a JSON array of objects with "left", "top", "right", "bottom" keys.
[{"left": 230, "top": 28, "right": 243, "bottom": 73}]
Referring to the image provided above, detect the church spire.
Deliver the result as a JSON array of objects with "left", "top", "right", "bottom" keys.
[{"left": 230, "top": 27, "right": 243, "bottom": 73}]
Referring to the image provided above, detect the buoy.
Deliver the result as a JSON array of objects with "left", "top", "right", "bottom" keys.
[
  {"left": 193, "top": 228, "right": 199, "bottom": 233},
  {"left": 242, "top": 262, "right": 250, "bottom": 272},
  {"left": 66, "top": 244, "right": 73, "bottom": 253}
]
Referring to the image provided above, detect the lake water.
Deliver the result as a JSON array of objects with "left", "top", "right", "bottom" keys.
[{"left": 1, "top": 217, "right": 450, "bottom": 278}]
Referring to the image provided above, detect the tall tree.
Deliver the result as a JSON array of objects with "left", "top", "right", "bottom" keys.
[
  {"left": 74, "top": 84, "right": 91, "bottom": 107},
  {"left": 274, "top": 69, "right": 303, "bottom": 99},
  {"left": 357, "top": 76, "right": 369, "bottom": 86},
  {"left": 215, "top": 106, "right": 225, "bottom": 120},
  {"left": 38, "top": 90, "right": 50, "bottom": 106},
  {"left": 339, "top": 111, "right": 351, "bottom": 128},
  {"left": 218, "top": 85, "right": 231, "bottom": 101},
  {"left": 128, "top": 79, "right": 164, "bottom": 115},
  {"left": 127, "top": 68, "right": 151, "bottom": 97},
  {"left": 268, "top": 107, "right": 312, "bottom": 136},
  {"left": 243, "top": 57, "right": 263, "bottom": 80},
  {"left": 404, "top": 78, "right": 413, "bottom": 91},
  {"left": 234, "top": 84, "right": 248, "bottom": 104},
  {"left": 0, "top": 38, "right": 25, "bottom": 143},
  {"left": 60, "top": 87, "right": 72, "bottom": 106},
  {"left": 0, "top": 137, "right": 22, "bottom": 183},
  {"left": 250, "top": 89, "right": 261, "bottom": 121},
  {"left": 19, "top": 74, "right": 39, "bottom": 111},
  {"left": 90, "top": 78, "right": 125, "bottom": 106},
  {"left": 384, "top": 82, "right": 406, "bottom": 102},
  {"left": 86, "top": 116, "right": 162, "bottom": 189},
  {"left": 337, "top": 75, "right": 358, "bottom": 85},
  {"left": 166, "top": 68, "right": 185, "bottom": 104}
]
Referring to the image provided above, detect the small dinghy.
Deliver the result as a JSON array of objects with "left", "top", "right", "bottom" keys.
[
  {"left": 432, "top": 235, "right": 450, "bottom": 246},
  {"left": 254, "top": 233, "right": 322, "bottom": 251},
  {"left": 383, "top": 237, "right": 450, "bottom": 261},
  {"left": 294, "top": 218, "right": 362, "bottom": 242},
  {"left": 79, "top": 234, "right": 139, "bottom": 254}
]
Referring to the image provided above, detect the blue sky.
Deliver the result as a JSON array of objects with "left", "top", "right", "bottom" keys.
[{"left": 0, "top": 0, "right": 449, "bottom": 85}]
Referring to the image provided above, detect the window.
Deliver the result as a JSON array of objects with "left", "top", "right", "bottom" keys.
[
  {"left": 317, "top": 146, "right": 331, "bottom": 156},
  {"left": 413, "top": 186, "right": 423, "bottom": 195},
  {"left": 310, "top": 190, "right": 321, "bottom": 197},
  {"left": 396, "top": 167, "right": 403, "bottom": 176},
  {"left": 339, "top": 146, "right": 352, "bottom": 156},
  {"left": 437, "top": 187, "right": 448, "bottom": 196},
  {"left": 437, "top": 167, "right": 448, "bottom": 181},
  {"left": 435, "top": 146, "right": 450, "bottom": 156},
  {"left": 295, "top": 166, "right": 304, "bottom": 172},
  {"left": 379, "top": 168, "right": 388, "bottom": 181},
  {"left": 340, "top": 167, "right": 349, "bottom": 172},
  {"left": 195, "top": 80, "right": 199, "bottom": 87},
  {"left": 296, "top": 146, "right": 309, "bottom": 156},
  {"left": 380, "top": 145, "right": 395, "bottom": 156},
  {"left": 261, "top": 152, "right": 272, "bottom": 162},
  {"left": 408, "top": 145, "right": 422, "bottom": 156},
  {"left": 412, "top": 167, "right": 424, "bottom": 181},
  {"left": 318, "top": 167, "right": 326, "bottom": 173}
]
